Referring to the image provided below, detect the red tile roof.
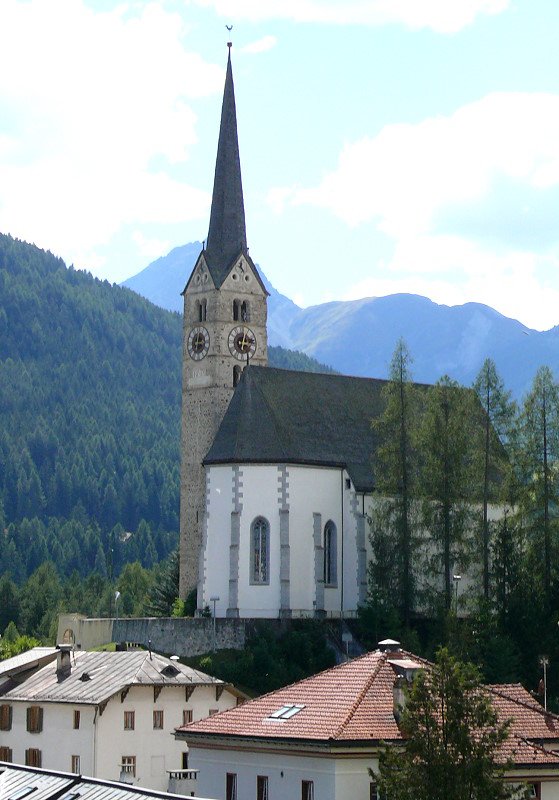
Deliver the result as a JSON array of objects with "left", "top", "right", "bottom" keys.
[{"left": 179, "top": 647, "right": 559, "bottom": 769}]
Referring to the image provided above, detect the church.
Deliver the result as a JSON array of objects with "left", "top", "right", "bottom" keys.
[{"left": 178, "top": 48, "right": 448, "bottom": 619}]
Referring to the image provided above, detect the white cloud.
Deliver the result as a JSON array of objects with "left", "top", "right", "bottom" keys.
[
  {"left": 194, "top": 0, "right": 509, "bottom": 33},
  {"left": 0, "top": 0, "right": 221, "bottom": 273},
  {"left": 240, "top": 35, "right": 277, "bottom": 54},
  {"left": 280, "top": 92, "right": 559, "bottom": 240}
]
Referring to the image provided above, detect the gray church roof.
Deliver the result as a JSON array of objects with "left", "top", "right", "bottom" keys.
[
  {"left": 204, "top": 48, "right": 247, "bottom": 288},
  {"left": 204, "top": 366, "right": 390, "bottom": 492}
]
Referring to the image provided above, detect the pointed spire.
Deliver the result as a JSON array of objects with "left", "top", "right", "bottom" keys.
[{"left": 204, "top": 46, "right": 247, "bottom": 287}]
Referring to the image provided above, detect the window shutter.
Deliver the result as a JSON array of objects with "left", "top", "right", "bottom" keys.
[{"left": 0, "top": 704, "right": 12, "bottom": 731}]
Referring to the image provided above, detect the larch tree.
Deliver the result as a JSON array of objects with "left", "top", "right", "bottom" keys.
[
  {"left": 370, "top": 339, "right": 420, "bottom": 626},
  {"left": 514, "top": 366, "right": 559, "bottom": 599},
  {"left": 417, "top": 376, "right": 477, "bottom": 612},
  {"left": 473, "top": 358, "right": 516, "bottom": 600}
]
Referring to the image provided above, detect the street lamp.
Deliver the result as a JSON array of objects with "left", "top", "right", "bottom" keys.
[
  {"left": 453, "top": 574, "right": 461, "bottom": 615},
  {"left": 539, "top": 655, "right": 549, "bottom": 711},
  {"left": 210, "top": 596, "right": 220, "bottom": 652}
]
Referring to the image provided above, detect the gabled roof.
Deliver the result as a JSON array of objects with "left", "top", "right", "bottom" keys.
[
  {"left": 179, "top": 647, "right": 559, "bottom": 769},
  {"left": 204, "top": 366, "right": 391, "bottom": 492},
  {"left": 204, "top": 48, "right": 247, "bottom": 289},
  {"left": 0, "top": 649, "right": 228, "bottom": 705},
  {"left": 0, "top": 647, "right": 56, "bottom": 680}
]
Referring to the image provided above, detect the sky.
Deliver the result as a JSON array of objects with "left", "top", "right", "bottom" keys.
[{"left": 1, "top": 0, "right": 559, "bottom": 330}]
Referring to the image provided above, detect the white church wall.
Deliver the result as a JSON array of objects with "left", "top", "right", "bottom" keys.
[{"left": 202, "top": 465, "right": 235, "bottom": 617}]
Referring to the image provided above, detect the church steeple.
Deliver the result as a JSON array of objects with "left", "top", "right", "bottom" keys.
[{"left": 204, "top": 46, "right": 247, "bottom": 288}]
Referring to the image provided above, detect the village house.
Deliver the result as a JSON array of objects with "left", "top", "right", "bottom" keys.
[
  {"left": 177, "top": 639, "right": 559, "bottom": 800},
  {"left": 0, "top": 645, "right": 244, "bottom": 793}
]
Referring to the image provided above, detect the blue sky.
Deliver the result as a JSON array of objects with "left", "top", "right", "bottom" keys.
[{"left": 1, "top": 0, "right": 559, "bottom": 329}]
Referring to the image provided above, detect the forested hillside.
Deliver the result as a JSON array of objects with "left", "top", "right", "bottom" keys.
[{"left": 0, "top": 234, "right": 332, "bottom": 584}]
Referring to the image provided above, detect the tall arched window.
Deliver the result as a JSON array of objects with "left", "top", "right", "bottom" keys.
[
  {"left": 233, "top": 365, "right": 241, "bottom": 387},
  {"left": 233, "top": 299, "right": 250, "bottom": 322},
  {"left": 198, "top": 299, "right": 207, "bottom": 322},
  {"left": 324, "top": 521, "right": 337, "bottom": 586},
  {"left": 251, "top": 517, "right": 270, "bottom": 585}
]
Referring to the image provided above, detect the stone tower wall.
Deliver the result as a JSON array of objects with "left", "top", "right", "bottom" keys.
[{"left": 179, "top": 253, "right": 267, "bottom": 599}]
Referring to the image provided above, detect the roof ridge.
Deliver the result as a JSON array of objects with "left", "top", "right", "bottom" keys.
[
  {"left": 488, "top": 684, "right": 559, "bottom": 721},
  {"left": 331, "top": 653, "right": 386, "bottom": 740}
]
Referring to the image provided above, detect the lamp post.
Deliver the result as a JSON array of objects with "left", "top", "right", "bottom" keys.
[
  {"left": 115, "top": 591, "right": 120, "bottom": 623},
  {"left": 210, "top": 596, "right": 219, "bottom": 652},
  {"left": 453, "top": 574, "right": 461, "bottom": 615},
  {"left": 539, "top": 655, "right": 549, "bottom": 711}
]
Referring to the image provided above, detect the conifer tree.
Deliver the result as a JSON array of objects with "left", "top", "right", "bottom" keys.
[
  {"left": 473, "top": 359, "right": 515, "bottom": 600},
  {"left": 417, "top": 376, "right": 476, "bottom": 611},
  {"left": 373, "top": 649, "right": 515, "bottom": 800},
  {"left": 514, "top": 366, "right": 559, "bottom": 598},
  {"left": 370, "top": 339, "right": 420, "bottom": 625}
]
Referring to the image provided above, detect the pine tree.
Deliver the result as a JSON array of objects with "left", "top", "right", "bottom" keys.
[{"left": 373, "top": 649, "right": 515, "bottom": 800}]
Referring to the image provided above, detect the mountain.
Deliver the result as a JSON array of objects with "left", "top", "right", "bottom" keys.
[
  {"left": 0, "top": 235, "right": 332, "bottom": 583},
  {"left": 123, "top": 242, "right": 559, "bottom": 399}
]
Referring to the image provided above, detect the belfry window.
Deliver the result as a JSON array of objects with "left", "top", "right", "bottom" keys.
[
  {"left": 233, "top": 299, "right": 249, "bottom": 322},
  {"left": 233, "top": 366, "right": 242, "bottom": 387},
  {"left": 324, "top": 521, "right": 337, "bottom": 586},
  {"left": 251, "top": 517, "right": 270, "bottom": 584},
  {"left": 198, "top": 299, "right": 207, "bottom": 322}
]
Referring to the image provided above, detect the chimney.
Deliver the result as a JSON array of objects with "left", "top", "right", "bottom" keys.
[
  {"left": 56, "top": 643, "right": 73, "bottom": 679},
  {"left": 393, "top": 674, "right": 407, "bottom": 723}
]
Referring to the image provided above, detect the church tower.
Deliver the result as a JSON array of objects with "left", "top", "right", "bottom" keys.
[{"left": 179, "top": 45, "right": 268, "bottom": 600}]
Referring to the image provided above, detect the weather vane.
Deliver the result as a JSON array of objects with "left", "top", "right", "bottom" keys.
[{"left": 226, "top": 24, "right": 233, "bottom": 49}]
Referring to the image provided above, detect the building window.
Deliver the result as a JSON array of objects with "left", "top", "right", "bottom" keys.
[
  {"left": 257, "top": 775, "right": 269, "bottom": 800},
  {"left": 209, "top": 708, "right": 219, "bottom": 716},
  {"left": 25, "top": 748, "right": 42, "bottom": 768},
  {"left": 324, "top": 520, "right": 337, "bottom": 586},
  {"left": 183, "top": 709, "right": 193, "bottom": 725},
  {"left": 198, "top": 299, "right": 207, "bottom": 322},
  {"left": 0, "top": 704, "right": 12, "bottom": 731},
  {"left": 233, "top": 299, "right": 250, "bottom": 322},
  {"left": 73, "top": 709, "right": 80, "bottom": 729},
  {"left": 153, "top": 710, "right": 164, "bottom": 729},
  {"left": 370, "top": 783, "right": 388, "bottom": 800},
  {"left": 26, "top": 706, "right": 43, "bottom": 733},
  {"left": 251, "top": 517, "right": 270, "bottom": 585},
  {"left": 302, "top": 780, "right": 314, "bottom": 800},
  {"left": 71, "top": 755, "right": 80, "bottom": 774},
  {"left": 121, "top": 755, "right": 136, "bottom": 778},
  {"left": 233, "top": 365, "right": 242, "bottom": 387},
  {"left": 124, "top": 711, "right": 135, "bottom": 730},
  {"left": 0, "top": 746, "right": 12, "bottom": 762},
  {"left": 226, "top": 773, "right": 237, "bottom": 800},
  {"left": 181, "top": 752, "right": 189, "bottom": 770}
]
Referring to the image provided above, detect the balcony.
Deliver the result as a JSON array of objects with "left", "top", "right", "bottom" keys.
[{"left": 167, "top": 768, "right": 199, "bottom": 796}]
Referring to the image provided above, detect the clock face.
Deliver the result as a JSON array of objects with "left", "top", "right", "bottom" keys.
[
  {"left": 187, "top": 326, "right": 210, "bottom": 361},
  {"left": 228, "top": 326, "right": 257, "bottom": 361}
]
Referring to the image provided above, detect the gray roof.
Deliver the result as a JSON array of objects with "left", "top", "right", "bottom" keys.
[
  {"left": 0, "top": 763, "right": 216, "bottom": 800},
  {"left": 204, "top": 366, "right": 391, "bottom": 492},
  {"left": 0, "top": 649, "right": 225, "bottom": 705},
  {"left": 204, "top": 48, "right": 247, "bottom": 289},
  {"left": 0, "top": 648, "right": 56, "bottom": 680}
]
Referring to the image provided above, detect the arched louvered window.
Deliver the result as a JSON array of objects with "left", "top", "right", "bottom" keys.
[
  {"left": 251, "top": 517, "right": 270, "bottom": 584},
  {"left": 198, "top": 299, "right": 207, "bottom": 322},
  {"left": 324, "top": 521, "right": 337, "bottom": 586}
]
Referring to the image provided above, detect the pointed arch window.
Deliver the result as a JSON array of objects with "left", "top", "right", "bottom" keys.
[
  {"left": 324, "top": 521, "right": 337, "bottom": 586},
  {"left": 251, "top": 517, "right": 270, "bottom": 585},
  {"left": 233, "top": 366, "right": 242, "bottom": 387}
]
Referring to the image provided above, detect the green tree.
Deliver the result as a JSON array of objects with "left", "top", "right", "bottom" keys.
[
  {"left": 417, "top": 377, "right": 477, "bottom": 611},
  {"left": 373, "top": 648, "right": 515, "bottom": 800},
  {"left": 514, "top": 366, "right": 559, "bottom": 599},
  {"left": 473, "top": 359, "right": 515, "bottom": 600},
  {"left": 370, "top": 340, "right": 420, "bottom": 625}
]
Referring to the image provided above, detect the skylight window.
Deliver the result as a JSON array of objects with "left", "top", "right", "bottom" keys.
[
  {"left": 268, "top": 704, "right": 305, "bottom": 720},
  {"left": 8, "top": 788, "right": 37, "bottom": 800}
]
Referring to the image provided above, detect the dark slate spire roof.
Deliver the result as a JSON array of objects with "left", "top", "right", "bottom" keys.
[
  {"left": 204, "top": 366, "right": 390, "bottom": 492},
  {"left": 204, "top": 48, "right": 247, "bottom": 288}
]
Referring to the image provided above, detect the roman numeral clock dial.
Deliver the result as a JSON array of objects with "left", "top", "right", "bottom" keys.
[
  {"left": 228, "top": 326, "right": 257, "bottom": 361},
  {"left": 187, "top": 326, "right": 210, "bottom": 361}
]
